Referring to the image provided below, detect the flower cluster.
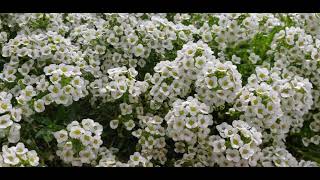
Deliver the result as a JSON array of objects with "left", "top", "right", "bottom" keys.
[
  {"left": 208, "top": 120, "right": 262, "bottom": 167},
  {"left": 259, "top": 146, "right": 318, "bottom": 167},
  {"left": 195, "top": 60, "right": 242, "bottom": 107},
  {"left": 53, "top": 119, "right": 103, "bottom": 166},
  {"left": 164, "top": 97, "right": 215, "bottom": 166},
  {"left": 0, "top": 142, "right": 39, "bottom": 167},
  {"left": 148, "top": 41, "right": 215, "bottom": 106},
  {"left": 0, "top": 13, "right": 319, "bottom": 167},
  {"left": 89, "top": 66, "right": 148, "bottom": 103}
]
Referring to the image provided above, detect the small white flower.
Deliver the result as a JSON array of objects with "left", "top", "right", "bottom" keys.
[
  {"left": 230, "top": 134, "right": 243, "bottom": 149},
  {"left": 0, "top": 114, "right": 13, "bottom": 129},
  {"left": 239, "top": 144, "right": 254, "bottom": 159},
  {"left": 124, "top": 120, "right": 135, "bottom": 131},
  {"left": 91, "top": 135, "right": 103, "bottom": 149},
  {"left": 133, "top": 44, "right": 144, "bottom": 57},
  {"left": 69, "top": 126, "right": 85, "bottom": 139},
  {"left": 80, "top": 131, "right": 93, "bottom": 146},
  {"left": 26, "top": 150, "right": 39, "bottom": 166},
  {"left": 185, "top": 117, "right": 198, "bottom": 129},
  {"left": 130, "top": 152, "right": 142, "bottom": 166},
  {"left": 61, "top": 149, "right": 74, "bottom": 162},
  {"left": 110, "top": 120, "right": 119, "bottom": 129},
  {"left": 15, "top": 143, "right": 28, "bottom": 155},
  {"left": 34, "top": 99, "right": 45, "bottom": 113},
  {"left": 54, "top": 130, "right": 69, "bottom": 144},
  {"left": 3, "top": 153, "right": 19, "bottom": 165},
  {"left": 226, "top": 149, "right": 240, "bottom": 163},
  {"left": 212, "top": 139, "right": 226, "bottom": 153},
  {"left": 173, "top": 118, "right": 185, "bottom": 131},
  {"left": 81, "top": 119, "right": 95, "bottom": 131}
]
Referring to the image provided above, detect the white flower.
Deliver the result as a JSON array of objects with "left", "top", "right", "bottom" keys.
[
  {"left": 79, "top": 149, "right": 95, "bottom": 164},
  {"left": 59, "top": 64, "right": 75, "bottom": 77},
  {"left": 124, "top": 120, "right": 135, "bottom": 131},
  {"left": 34, "top": 99, "right": 45, "bottom": 112},
  {"left": 55, "top": 94, "right": 72, "bottom": 105},
  {"left": 231, "top": 55, "right": 241, "bottom": 64},
  {"left": 27, "top": 150, "right": 39, "bottom": 166},
  {"left": 110, "top": 120, "right": 119, "bottom": 129},
  {"left": 3, "top": 153, "right": 19, "bottom": 165},
  {"left": 8, "top": 123, "right": 21, "bottom": 143},
  {"left": 49, "top": 73, "right": 61, "bottom": 84},
  {"left": 81, "top": 119, "right": 95, "bottom": 131},
  {"left": 0, "top": 115, "right": 13, "bottom": 129},
  {"left": 15, "top": 143, "right": 28, "bottom": 155},
  {"left": 219, "top": 76, "right": 233, "bottom": 90},
  {"left": 10, "top": 108, "right": 22, "bottom": 122},
  {"left": 63, "top": 85, "right": 74, "bottom": 95},
  {"left": 92, "top": 122, "right": 103, "bottom": 135},
  {"left": 43, "top": 94, "right": 54, "bottom": 105},
  {"left": 54, "top": 130, "right": 69, "bottom": 144},
  {"left": 0, "top": 100, "right": 12, "bottom": 113},
  {"left": 230, "top": 134, "right": 243, "bottom": 149},
  {"left": 130, "top": 152, "right": 142, "bottom": 166},
  {"left": 80, "top": 131, "right": 92, "bottom": 146},
  {"left": 48, "top": 84, "right": 62, "bottom": 97},
  {"left": 69, "top": 126, "right": 85, "bottom": 139},
  {"left": 173, "top": 118, "right": 185, "bottom": 131},
  {"left": 205, "top": 76, "right": 218, "bottom": 89},
  {"left": 133, "top": 44, "right": 144, "bottom": 57},
  {"left": 239, "top": 144, "right": 254, "bottom": 159},
  {"left": 185, "top": 117, "right": 198, "bottom": 129},
  {"left": 212, "top": 139, "right": 226, "bottom": 153},
  {"left": 256, "top": 67, "right": 269, "bottom": 81},
  {"left": 127, "top": 33, "right": 138, "bottom": 45},
  {"left": 92, "top": 135, "right": 103, "bottom": 149},
  {"left": 61, "top": 149, "right": 74, "bottom": 162},
  {"left": 71, "top": 76, "right": 84, "bottom": 88},
  {"left": 226, "top": 149, "right": 240, "bottom": 162}
]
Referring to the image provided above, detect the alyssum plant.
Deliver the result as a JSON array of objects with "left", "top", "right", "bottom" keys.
[{"left": 0, "top": 13, "right": 319, "bottom": 167}]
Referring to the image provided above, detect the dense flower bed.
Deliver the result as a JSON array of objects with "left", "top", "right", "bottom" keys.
[{"left": 0, "top": 13, "right": 319, "bottom": 167}]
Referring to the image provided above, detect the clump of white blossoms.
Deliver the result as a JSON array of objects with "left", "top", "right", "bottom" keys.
[
  {"left": 207, "top": 120, "right": 262, "bottom": 167},
  {"left": 89, "top": 66, "right": 148, "bottom": 103},
  {"left": 165, "top": 96, "right": 214, "bottom": 166},
  {"left": 232, "top": 79, "right": 283, "bottom": 137},
  {"left": 259, "top": 146, "right": 318, "bottom": 167},
  {"left": 132, "top": 114, "right": 167, "bottom": 165},
  {"left": 0, "top": 91, "right": 22, "bottom": 143},
  {"left": 148, "top": 41, "right": 215, "bottom": 107},
  {"left": 195, "top": 60, "right": 242, "bottom": 107},
  {"left": 0, "top": 13, "right": 319, "bottom": 167},
  {"left": 96, "top": 147, "right": 130, "bottom": 167},
  {"left": 0, "top": 142, "right": 39, "bottom": 167},
  {"left": 53, "top": 119, "right": 103, "bottom": 166}
]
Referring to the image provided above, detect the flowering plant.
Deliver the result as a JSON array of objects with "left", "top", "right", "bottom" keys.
[{"left": 0, "top": 13, "right": 319, "bottom": 167}]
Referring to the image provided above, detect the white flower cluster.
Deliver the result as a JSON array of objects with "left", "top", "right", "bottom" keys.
[
  {"left": 164, "top": 97, "right": 213, "bottom": 166},
  {"left": 0, "top": 142, "right": 39, "bottom": 167},
  {"left": 165, "top": 97, "right": 212, "bottom": 143},
  {"left": 148, "top": 41, "right": 214, "bottom": 106},
  {"left": 259, "top": 146, "right": 318, "bottom": 167},
  {"left": 96, "top": 147, "right": 128, "bottom": 167},
  {"left": 132, "top": 114, "right": 167, "bottom": 165},
  {"left": 196, "top": 60, "right": 242, "bottom": 107},
  {"left": 208, "top": 120, "right": 262, "bottom": 167},
  {"left": 0, "top": 13, "right": 319, "bottom": 167},
  {"left": 233, "top": 78, "right": 283, "bottom": 136},
  {"left": 54, "top": 119, "right": 103, "bottom": 166},
  {"left": 90, "top": 66, "right": 148, "bottom": 103},
  {"left": 0, "top": 91, "right": 21, "bottom": 143},
  {"left": 230, "top": 66, "right": 314, "bottom": 147},
  {"left": 309, "top": 112, "right": 320, "bottom": 133}
]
